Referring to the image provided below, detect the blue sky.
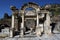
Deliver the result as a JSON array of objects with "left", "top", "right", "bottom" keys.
[{"left": 0, "top": 0, "right": 60, "bottom": 18}]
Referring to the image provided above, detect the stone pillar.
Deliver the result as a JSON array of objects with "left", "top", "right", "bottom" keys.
[
  {"left": 14, "top": 9, "right": 19, "bottom": 31},
  {"left": 20, "top": 15, "right": 24, "bottom": 37},
  {"left": 36, "top": 13, "right": 39, "bottom": 29},
  {"left": 10, "top": 14, "right": 14, "bottom": 37},
  {"left": 36, "top": 8, "right": 41, "bottom": 36},
  {"left": 47, "top": 13, "right": 51, "bottom": 34},
  {"left": 44, "top": 13, "right": 51, "bottom": 34},
  {"left": 10, "top": 6, "right": 19, "bottom": 37}
]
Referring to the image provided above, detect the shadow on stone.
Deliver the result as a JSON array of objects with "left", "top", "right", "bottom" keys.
[{"left": 50, "top": 23, "right": 56, "bottom": 33}]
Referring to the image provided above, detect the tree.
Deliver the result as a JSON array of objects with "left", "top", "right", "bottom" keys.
[{"left": 4, "top": 13, "right": 9, "bottom": 19}]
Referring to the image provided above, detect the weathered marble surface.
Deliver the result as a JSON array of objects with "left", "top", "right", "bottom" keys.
[{"left": 0, "top": 33, "right": 60, "bottom": 40}]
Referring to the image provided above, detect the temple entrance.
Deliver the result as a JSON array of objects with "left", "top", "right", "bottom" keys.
[{"left": 10, "top": 2, "right": 51, "bottom": 37}]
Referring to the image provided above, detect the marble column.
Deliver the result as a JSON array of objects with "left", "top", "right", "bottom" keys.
[
  {"left": 44, "top": 13, "right": 51, "bottom": 34},
  {"left": 47, "top": 13, "right": 51, "bottom": 34},
  {"left": 10, "top": 6, "right": 19, "bottom": 37},
  {"left": 36, "top": 13, "right": 38, "bottom": 27},
  {"left": 36, "top": 12, "right": 41, "bottom": 36},
  {"left": 10, "top": 14, "right": 14, "bottom": 37},
  {"left": 20, "top": 15, "right": 24, "bottom": 37}
]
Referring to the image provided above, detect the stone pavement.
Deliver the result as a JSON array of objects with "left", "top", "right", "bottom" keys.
[{"left": 0, "top": 33, "right": 60, "bottom": 40}]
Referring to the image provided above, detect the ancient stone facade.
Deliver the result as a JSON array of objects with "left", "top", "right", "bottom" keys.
[{"left": 10, "top": 2, "right": 52, "bottom": 37}]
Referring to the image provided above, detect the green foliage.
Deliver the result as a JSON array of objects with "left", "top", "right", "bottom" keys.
[
  {"left": 54, "top": 8, "right": 60, "bottom": 15},
  {"left": 49, "top": 6, "right": 60, "bottom": 15},
  {"left": 4, "top": 13, "right": 9, "bottom": 19}
]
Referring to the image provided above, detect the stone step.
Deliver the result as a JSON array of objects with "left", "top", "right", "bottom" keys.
[
  {"left": 4, "top": 37, "right": 40, "bottom": 40},
  {"left": 0, "top": 34, "right": 60, "bottom": 40}
]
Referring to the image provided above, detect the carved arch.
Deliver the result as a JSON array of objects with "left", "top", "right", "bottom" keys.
[{"left": 20, "top": 2, "right": 40, "bottom": 14}]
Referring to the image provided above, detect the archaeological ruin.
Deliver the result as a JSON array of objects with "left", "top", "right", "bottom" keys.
[{"left": 9, "top": 2, "right": 52, "bottom": 37}]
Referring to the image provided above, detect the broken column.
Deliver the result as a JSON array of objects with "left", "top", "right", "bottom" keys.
[{"left": 44, "top": 12, "right": 51, "bottom": 34}]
